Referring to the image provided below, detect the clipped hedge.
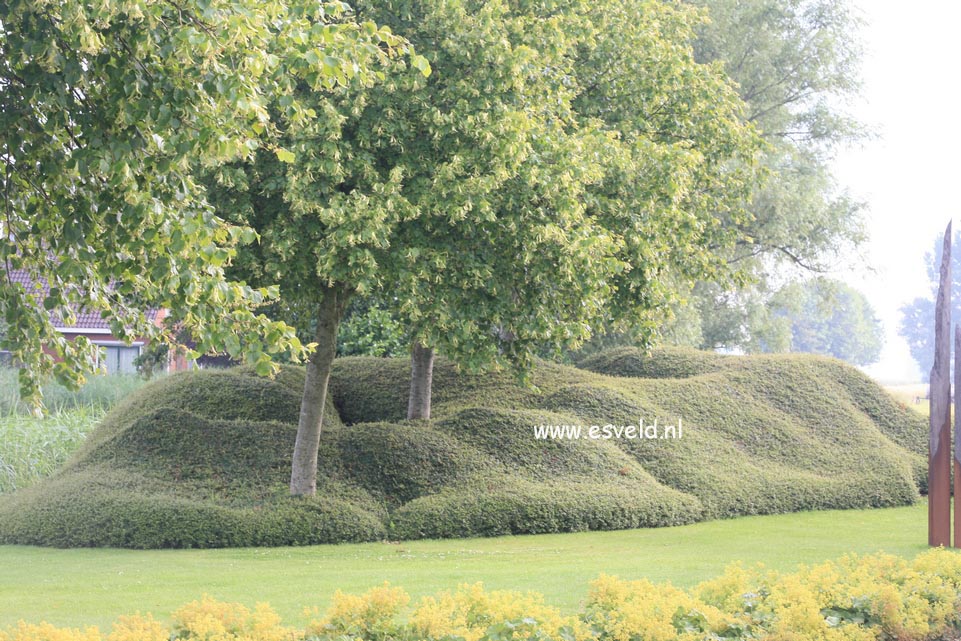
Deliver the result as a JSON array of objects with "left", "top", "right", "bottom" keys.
[
  {"left": 576, "top": 345, "right": 728, "bottom": 379},
  {"left": 0, "top": 347, "right": 929, "bottom": 548},
  {"left": 0, "top": 467, "right": 385, "bottom": 548},
  {"left": 6, "top": 549, "right": 961, "bottom": 641},
  {"left": 391, "top": 478, "right": 703, "bottom": 539}
]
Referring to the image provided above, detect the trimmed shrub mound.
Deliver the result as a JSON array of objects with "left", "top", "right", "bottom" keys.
[
  {"left": 576, "top": 345, "right": 728, "bottom": 378},
  {"left": 0, "top": 349, "right": 927, "bottom": 547}
]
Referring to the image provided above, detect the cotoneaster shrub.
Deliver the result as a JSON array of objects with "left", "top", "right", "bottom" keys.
[
  {"left": 0, "top": 348, "right": 928, "bottom": 548},
  {"left": 391, "top": 478, "right": 703, "bottom": 539},
  {"left": 576, "top": 345, "right": 727, "bottom": 379},
  {"left": 4, "top": 550, "right": 961, "bottom": 641}
]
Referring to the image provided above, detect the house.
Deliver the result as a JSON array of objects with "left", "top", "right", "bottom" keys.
[{"left": 4, "top": 268, "right": 190, "bottom": 375}]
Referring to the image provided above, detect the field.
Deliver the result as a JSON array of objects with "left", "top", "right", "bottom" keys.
[
  {"left": 0, "top": 503, "right": 935, "bottom": 628},
  {"left": 886, "top": 383, "right": 930, "bottom": 417}
]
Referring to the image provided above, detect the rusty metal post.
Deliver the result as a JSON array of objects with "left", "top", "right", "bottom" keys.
[
  {"left": 930, "top": 221, "right": 951, "bottom": 547},
  {"left": 955, "top": 324, "right": 961, "bottom": 548}
]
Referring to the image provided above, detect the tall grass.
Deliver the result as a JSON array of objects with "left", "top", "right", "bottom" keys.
[
  {"left": 0, "top": 407, "right": 104, "bottom": 493},
  {"left": 0, "top": 368, "right": 148, "bottom": 415},
  {"left": 0, "top": 369, "right": 150, "bottom": 493}
]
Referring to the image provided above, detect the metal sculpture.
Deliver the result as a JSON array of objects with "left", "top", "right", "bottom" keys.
[{"left": 930, "top": 222, "right": 951, "bottom": 547}]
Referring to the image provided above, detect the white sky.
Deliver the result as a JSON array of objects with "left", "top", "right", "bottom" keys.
[{"left": 829, "top": 0, "right": 961, "bottom": 383}]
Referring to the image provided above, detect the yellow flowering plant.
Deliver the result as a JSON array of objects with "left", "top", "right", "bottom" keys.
[{"left": 5, "top": 550, "right": 961, "bottom": 641}]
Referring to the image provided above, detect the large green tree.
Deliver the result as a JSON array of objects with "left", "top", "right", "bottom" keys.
[
  {"left": 0, "top": 0, "right": 415, "bottom": 403},
  {"left": 212, "top": 0, "right": 763, "bottom": 496},
  {"left": 209, "top": 0, "right": 609, "bottom": 490},
  {"left": 381, "top": 0, "right": 763, "bottom": 420}
]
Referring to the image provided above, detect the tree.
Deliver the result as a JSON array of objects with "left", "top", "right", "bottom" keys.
[
  {"left": 210, "top": 0, "right": 614, "bottom": 490},
  {"left": 0, "top": 0, "right": 416, "bottom": 403},
  {"left": 756, "top": 277, "right": 882, "bottom": 365},
  {"left": 655, "top": 0, "right": 868, "bottom": 349},
  {"left": 212, "top": 0, "right": 764, "bottom": 496},
  {"left": 899, "top": 227, "right": 961, "bottom": 376},
  {"left": 383, "top": 0, "right": 764, "bottom": 419}
]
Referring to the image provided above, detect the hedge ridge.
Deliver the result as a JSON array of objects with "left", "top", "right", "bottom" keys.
[{"left": 0, "top": 348, "right": 928, "bottom": 548}]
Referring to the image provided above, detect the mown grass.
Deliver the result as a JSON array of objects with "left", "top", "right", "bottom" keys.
[{"left": 0, "top": 503, "right": 937, "bottom": 629}]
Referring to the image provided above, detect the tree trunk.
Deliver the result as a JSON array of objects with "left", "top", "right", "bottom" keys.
[
  {"left": 407, "top": 341, "right": 434, "bottom": 420},
  {"left": 290, "top": 285, "right": 350, "bottom": 497}
]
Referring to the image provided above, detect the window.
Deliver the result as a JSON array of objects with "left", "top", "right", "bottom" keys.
[{"left": 97, "top": 344, "right": 142, "bottom": 374}]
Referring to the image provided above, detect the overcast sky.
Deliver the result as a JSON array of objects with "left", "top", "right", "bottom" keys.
[{"left": 830, "top": 0, "right": 961, "bottom": 383}]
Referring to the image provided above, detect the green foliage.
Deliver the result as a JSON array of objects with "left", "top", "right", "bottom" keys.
[
  {"left": 576, "top": 346, "right": 727, "bottom": 379},
  {"left": 392, "top": 479, "right": 701, "bottom": 540},
  {"left": 381, "top": 0, "right": 764, "bottom": 371},
  {"left": 0, "top": 367, "right": 384, "bottom": 548},
  {"left": 218, "top": 0, "right": 764, "bottom": 375},
  {"left": 338, "top": 297, "right": 409, "bottom": 358},
  {"left": 0, "top": 0, "right": 429, "bottom": 404},
  {"left": 660, "top": 0, "right": 869, "bottom": 351},
  {"left": 0, "top": 469, "right": 385, "bottom": 548},
  {"left": 760, "top": 278, "right": 883, "bottom": 364},
  {"left": 0, "top": 349, "right": 926, "bottom": 548}
]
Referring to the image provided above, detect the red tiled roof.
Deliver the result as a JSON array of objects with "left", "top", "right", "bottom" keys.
[{"left": 3, "top": 268, "right": 160, "bottom": 331}]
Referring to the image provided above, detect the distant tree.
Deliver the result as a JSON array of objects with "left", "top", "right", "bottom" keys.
[
  {"left": 899, "top": 227, "right": 961, "bottom": 376},
  {"left": 691, "top": 0, "right": 866, "bottom": 264},
  {"left": 660, "top": 0, "right": 869, "bottom": 348},
  {"left": 756, "top": 277, "right": 882, "bottom": 365}
]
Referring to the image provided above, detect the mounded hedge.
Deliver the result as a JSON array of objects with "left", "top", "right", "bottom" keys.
[
  {"left": 0, "top": 348, "right": 928, "bottom": 548},
  {"left": 576, "top": 345, "right": 728, "bottom": 378},
  {"left": 391, "top": 479, "right": 703, "bottom": 539}
]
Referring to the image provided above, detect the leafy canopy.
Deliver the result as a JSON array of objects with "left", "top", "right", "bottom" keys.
[
  {"left": 1, "top": 0, "right": 420, "bottom": 402},
  {"left": 655, "top": 0, "right": 868, "bottom": 351},
  {"left": 343, "top": 0, "right": 764, "bottom": 373}
]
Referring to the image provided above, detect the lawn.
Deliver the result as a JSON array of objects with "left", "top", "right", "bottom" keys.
[{"left": 0, "top": 502, "right": 938, "bottom": 629}]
